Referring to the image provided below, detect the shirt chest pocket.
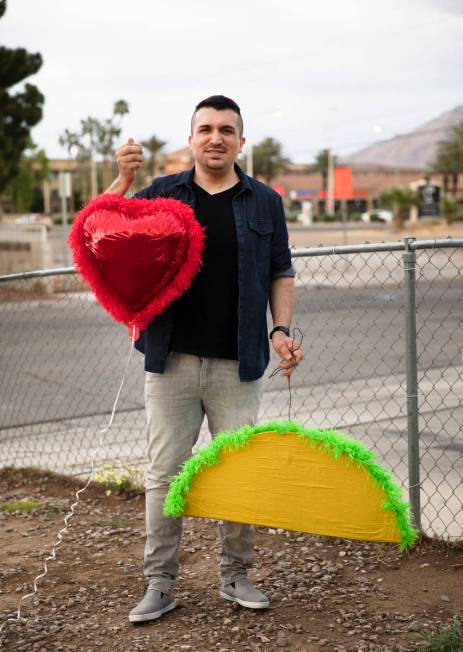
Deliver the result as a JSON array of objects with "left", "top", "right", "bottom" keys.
[{"left": 247, "top": 219, "right": 274, "bottom": 266}]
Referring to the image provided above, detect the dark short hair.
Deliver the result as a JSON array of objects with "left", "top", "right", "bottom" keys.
[{"left": 191, "top": 95, "right": 243, "bottom": 136}]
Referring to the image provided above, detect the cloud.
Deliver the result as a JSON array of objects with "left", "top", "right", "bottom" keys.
[
  {"left": 2, "top": 0, "right": 462, "bottom": 160},
  {"left": 420, "top": 0, "right": 463, "bottom": 15}
]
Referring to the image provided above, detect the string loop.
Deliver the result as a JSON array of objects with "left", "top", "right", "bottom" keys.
[{"left": 268, "top": 327, "right": 303, "bottom": 421}]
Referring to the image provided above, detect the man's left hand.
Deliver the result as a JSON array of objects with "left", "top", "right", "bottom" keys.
[{"left": 271, "top": 332, "right": 303, "bottom": 377}]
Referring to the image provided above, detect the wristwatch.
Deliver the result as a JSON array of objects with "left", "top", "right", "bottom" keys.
[{"left": 269, "top": 325, "right": 290, "bottom": 340}]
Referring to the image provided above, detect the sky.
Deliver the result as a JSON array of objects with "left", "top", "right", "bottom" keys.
[{"left": 2, "top": 0, "right": 462, "bottom": 163}]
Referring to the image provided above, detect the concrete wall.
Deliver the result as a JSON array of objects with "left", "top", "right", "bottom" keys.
[{"left": 0, "top": 225, "right": 54, "bottom": 275}]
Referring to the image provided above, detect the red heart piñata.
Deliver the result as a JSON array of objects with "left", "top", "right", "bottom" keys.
[{"left": 68, "top": 194, "right": 204, "bottom": 333}]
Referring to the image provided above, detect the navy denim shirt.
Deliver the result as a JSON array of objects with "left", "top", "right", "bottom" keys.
[{"left": 133, "top": 164, "right": 294, "bottom": 381}]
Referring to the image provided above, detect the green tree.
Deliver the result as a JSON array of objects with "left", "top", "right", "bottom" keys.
[
  {"left": 430, "top": 121, "right": 463, "bottom": 196},
  {"left": 141, "top": 135, "right": 166, "bottom": 178},
  {"left": 441, "top": 194, "right": 460, "bottom": 227},
  {"left": 59, "top": 100, "right": 129, "bottom": 197},
  {"left": 59, "top": 128, "right": 82, "bottom": 157},
  {"left": 314, "top": 149, "right": 338, "bottom": 195},
  {"left": 430, "top": 145, "right": 455, "bottom": 194},
  {"left": 10, "top": 141, "right": 48, "bottom": 212},
  {"left": 0, "top": 0, "right": 44, "bottom": 196},
  {"left": 94, "top": 99, "right": 129, "bottom": 160},
  {"left": 379, "top": 187, "right": 418, "bottom": 229},
  {"left": 252, "top": 137, "right": 289, "bottom": 184}
]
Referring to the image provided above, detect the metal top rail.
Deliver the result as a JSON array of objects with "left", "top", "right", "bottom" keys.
[
  {"left": 1, "top": 238, "right": 463, "bottom": 283},
  {"left": 0, "top": 267, "right": 75, "bottom": 284},
  {"left": 291, "top": 237, "right": 463, "bottom": 257}
]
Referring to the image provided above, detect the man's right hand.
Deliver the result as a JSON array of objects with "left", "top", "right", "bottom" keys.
[
  {"left": 115, "top": 137, "right": 143, "bottom": 181},
  {"left": 105, "top": 138, "right": 143, "bottom": 195}
]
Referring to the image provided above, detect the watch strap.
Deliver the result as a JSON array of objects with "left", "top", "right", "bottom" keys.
[{"left": 269, "top": 325, "right": 290, "bottom": 340}]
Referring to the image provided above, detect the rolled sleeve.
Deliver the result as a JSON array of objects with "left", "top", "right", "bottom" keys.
[
  {"left": 270, "top": 194, "right": 293, "bottom": 278},
  {"left": 271, "top": 265, "right": 295, "bottom": 281}
]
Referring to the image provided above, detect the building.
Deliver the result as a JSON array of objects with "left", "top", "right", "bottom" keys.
[
  {"left": 274, "top": 163, "right": 431, "bottom": 216},
  {"left": 163, "top": 147, "right": 194, "bottom": 175},
  {"left": 42, "top": 159, "right": 78, "bottom": 214}
]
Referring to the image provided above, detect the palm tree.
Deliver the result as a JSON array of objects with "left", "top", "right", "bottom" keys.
[
  {"left": 97, "top": 100, "right": 130, "bottom": 191},
  {"left": 430, "top": 141, "right": 461, "bottom": 196},
  {"left": 380, "top": 187, "right": 419, "bottom": 230},
  {"left": 141, "top": 135, "right": 166, "bottom": 178},
  {"left": 113, "top": 99, "right": 129, "bottom": 119},
  {"left": 252, "top": 137, "right": 289, "bottom": 185},
  {"left": 59, "top": 100, "right": 130, "bottom": 199},
  {"left": 430, "top": 121, "right": 463, "bottom": 196}
]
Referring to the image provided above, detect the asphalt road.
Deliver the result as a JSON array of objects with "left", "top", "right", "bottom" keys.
[{"left": 1, "top": 275, "right": 462, "bottom": 425}]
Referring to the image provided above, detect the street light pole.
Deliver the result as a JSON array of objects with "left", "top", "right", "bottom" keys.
[
  {"left": 327, "top": 148, "right": 335, "bottom": 215},
  {"left": 59, "top": 172, "right": 72, "bottom": 266}
]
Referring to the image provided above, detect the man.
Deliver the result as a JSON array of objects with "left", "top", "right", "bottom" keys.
[{"left": 106, "top": 95, "right": 302, "bottom": 623}]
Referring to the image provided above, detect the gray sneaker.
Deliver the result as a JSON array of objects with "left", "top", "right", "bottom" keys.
[
  {"left": 128, "top": 588, "right": 177, "bottom": 623},
  {"left": 220, "top": 578, "right": 270, "bottom": 609}
]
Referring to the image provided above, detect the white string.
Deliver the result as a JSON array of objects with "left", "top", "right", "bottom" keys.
[{"left": 0, "top": 329, "right": 136, "bottom": 642}]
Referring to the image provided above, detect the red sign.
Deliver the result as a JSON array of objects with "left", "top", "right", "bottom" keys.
[
  {"left": 318, "top": 167, "right": 354, "bottom": 200},
  {"left": 272, "top": 185, "right": 285, "bottom": 197},
  {"left": 334, "top": 167, "right": 353, "bottom": 200}
]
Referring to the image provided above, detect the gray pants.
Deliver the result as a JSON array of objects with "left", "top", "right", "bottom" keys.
[{"left": 143, "top": 352, "right": 262, "bottom": 593}]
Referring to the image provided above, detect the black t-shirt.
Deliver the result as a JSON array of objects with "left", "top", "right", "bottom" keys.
[{"left": 169, "top": 180, "right": 241, "bottom": 359}]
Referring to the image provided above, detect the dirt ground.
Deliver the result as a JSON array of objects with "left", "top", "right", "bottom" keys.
[{"left": 0, "top": 469, "right": 462, "bottom": 652}]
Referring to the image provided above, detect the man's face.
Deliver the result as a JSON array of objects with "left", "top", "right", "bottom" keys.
[{"left": 189, "top": 107, "right": 245, "bottom": 173}]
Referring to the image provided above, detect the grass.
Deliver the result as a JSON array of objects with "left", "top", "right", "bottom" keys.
[
  {"left": 0, "top": 498, "right": 42, "bottom": 513},
  {"left": 420, "top": 618, "right": 463, "bottom": 651},
  {"left": 94, "top": 461, "right": 143, "bottom": 496}
]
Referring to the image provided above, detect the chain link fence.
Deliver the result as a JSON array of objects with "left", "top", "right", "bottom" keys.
[{"left": 0, "top": 238, "right": 462, "bottom": 540}]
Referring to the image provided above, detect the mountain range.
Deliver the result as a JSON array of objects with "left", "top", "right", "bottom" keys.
[{"left": 342, "top": 106, "right": 463, "bottom": 171}]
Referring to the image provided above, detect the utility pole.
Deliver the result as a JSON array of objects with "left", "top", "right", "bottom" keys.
[
  {"left": 341, "top": 199, "right": 348, "bottom": 245},
  {"left": 327, "top": 148, "right": 335, "bottom": 216},
  {"left": 59, "top": 172, "right": 72, "bottom": 266}
]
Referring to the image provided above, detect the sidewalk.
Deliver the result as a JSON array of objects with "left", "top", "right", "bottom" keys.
[
  {"left": 287, "top": 220, "right": 463, "bottom": 247},
  {"left": 2, "top": 369, "right": 461, "bottom": 539}
]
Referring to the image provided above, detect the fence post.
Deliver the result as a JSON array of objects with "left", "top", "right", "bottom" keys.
[{"left": 403, "top": 236, "right": 421, "bottom": 530}]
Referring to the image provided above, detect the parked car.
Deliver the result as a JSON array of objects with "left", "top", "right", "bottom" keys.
[
  {"left": 15, "top": 214, "right": 53, "bottom": 230},
  {"left": 360, "top": 209, "right": 393, "bottom": 224}
]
